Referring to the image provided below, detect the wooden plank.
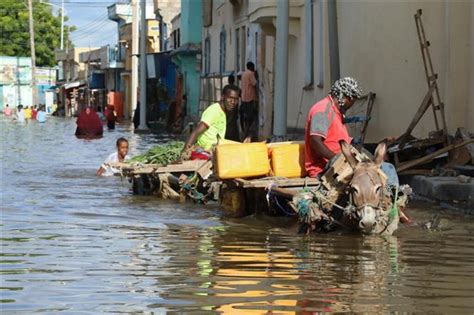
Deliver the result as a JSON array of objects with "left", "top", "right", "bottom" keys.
[
  {"left": 398, "top": 83, "right": 436, "bottom": 149},
  {"left": 196, "top": 160, "right": 213, "bottom": 179},
  {"left": 399, "top": 169, "right": 433, "bottom": 176},
  {"left": 397, "top": 139, "right": 474, "bottom": 172},
  {"left": 360, "top": 92, "right": 376, "bottom": 146},
  {"left": 233, "top": 177, "right": 320, "bottom": 188},
  {"left": 108, "top": 160, "right": 206, "bottom": 175}
]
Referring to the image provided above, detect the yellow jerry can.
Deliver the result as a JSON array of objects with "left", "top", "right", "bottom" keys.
[
  {"left": 268, "top": 142, "right": 306, "bottom": 178},
  {"left": 215, "top": 142, "right": 271, "bottom": 179}
]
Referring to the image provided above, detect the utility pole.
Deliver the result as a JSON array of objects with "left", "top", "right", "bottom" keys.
[
  {"left": 60, "top": 0, "right": 64, "bottom": 50},
  {"left": 131, "top": 0, "right": 139, "bottom": 124},
  {"left": 138, "top": 0, "right": 147, "bottom": 130},
  {"left": 28, "top": 0, "right": 38, "bottom": 106}
]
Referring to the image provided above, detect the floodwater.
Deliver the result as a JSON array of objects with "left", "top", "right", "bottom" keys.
[{"left": 1, "top": 116, "right": 474, "bottom": 314}]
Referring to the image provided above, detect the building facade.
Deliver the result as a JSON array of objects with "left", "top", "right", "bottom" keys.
[
  {"left": 0, "top": 56, "right": 32, "bottom": 109},
  {"left": 169, "top": 0, "right": 202, "bottom": 119},
  {"left": 0, "top": 56, "right": 57, "bottom": 110},
  {"left": 201, "top": 0, "right": 474, "bottom": 141},
  {"left": 79, "top": 44, "right": 126, "bottom": 116},
  {"left": 55, "top": 47, "right": 96, "bottom": 116}
]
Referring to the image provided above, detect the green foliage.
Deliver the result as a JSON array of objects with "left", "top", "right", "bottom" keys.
[
  {"left": 0, "top": 0, "right": 75, "bottom": 67},
  {"left": 129, "top": 142, "right": 185, "bottom": 165}
]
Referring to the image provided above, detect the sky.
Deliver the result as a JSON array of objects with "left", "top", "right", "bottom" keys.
[{"left": 48, "top": 0, "right": 124, "bottom": 48}]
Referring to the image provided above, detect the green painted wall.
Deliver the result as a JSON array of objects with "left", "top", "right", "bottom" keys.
[
  {"left": 172, "top": 0, "right": 202, "bottom": 118},
  {"left": 181, "top": 0, "right": 202, "bottom": 45}
]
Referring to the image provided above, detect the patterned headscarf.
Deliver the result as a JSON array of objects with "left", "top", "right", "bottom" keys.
[{"left": 330, "top": 77, "right": 362, "bottom": 106}]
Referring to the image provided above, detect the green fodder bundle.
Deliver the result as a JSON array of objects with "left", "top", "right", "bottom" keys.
[{"left": 129, "top": 141, "right": 184, "bottom": 165}]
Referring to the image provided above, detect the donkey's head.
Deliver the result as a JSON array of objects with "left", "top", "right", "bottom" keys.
[{"left": 340, "top": 141, "right": 388, "bottom": 234}]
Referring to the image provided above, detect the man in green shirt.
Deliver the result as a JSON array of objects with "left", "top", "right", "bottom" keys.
[{"left": 182, "top": 85, "right": 240, "bottom": 156}]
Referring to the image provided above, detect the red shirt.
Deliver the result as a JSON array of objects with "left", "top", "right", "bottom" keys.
[
  {"left": 304, "top": 95, "right": 351, "bottom": 177},
  {"left": 32, "top": 109, "right": 37, "bottom": 119}
]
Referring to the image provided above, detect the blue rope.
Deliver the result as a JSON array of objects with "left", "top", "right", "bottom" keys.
[
  {"left": 296, "top": 198, "right": 311, "bottom": 218},
  {"left": 272, "top": 194, "right": 296, "bottom": 216}
]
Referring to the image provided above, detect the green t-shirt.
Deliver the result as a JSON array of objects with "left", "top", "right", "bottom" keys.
[{"left": 197, "top": 102, "right": 227, "bottom": 150}]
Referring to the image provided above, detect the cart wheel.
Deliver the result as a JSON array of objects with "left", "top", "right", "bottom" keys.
[{"left": 132, "top": 174, "right": 152, "bottom": 195}]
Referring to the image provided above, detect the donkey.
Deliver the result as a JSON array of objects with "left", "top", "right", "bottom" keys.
[{"left": 339, "top": 141, "right": 399, "bottom": 235}]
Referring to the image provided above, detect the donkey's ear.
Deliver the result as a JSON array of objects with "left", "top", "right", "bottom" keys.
[
  {"left": 340, "top": 140, "right": 357, "bottom": 169},
  {"left": 373, "top": 142, "right": 387, "bottom": 167}
]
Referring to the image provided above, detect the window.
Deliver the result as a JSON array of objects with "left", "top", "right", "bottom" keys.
[
  {"left": 235, "top": 28, "right": 240, "bottom": 72},
  {"left": 219, "top": 28, "right": 226, "bottom": 74},
  {"left": 241, "top": 26, "right": 246, "bottom": 71},
  {"left": 172, "top": 30, "right": 177, "bottom": 49},
  {"left": 176, "top": 29, "right": 181, "bottom": 48},
  {"left": 204, "top": 36, "right": 211, "bottom": 75}
]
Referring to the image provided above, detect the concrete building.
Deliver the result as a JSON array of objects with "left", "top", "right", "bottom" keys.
[
  {"left": 170, "top": 0, "right": 202, "bottom": 118},
  {"left": 55, "top": 47, "right": 95, "bottom": 116},
  {"left": 0, "top": 56, "right": 56, "bottom": 110},
  {"left": 108, "top": 3, "right": 162, "bottom": 119},
  {"left": 55, "top": 47, "right": 92, "bottom": 85},
  {"left": 0, "top": 56, "right": 32, "bottom": 109},
  {"left": 153, "top": 0, "right": 181, "bottom": 51},
  {"left": 79, "top": 45, "right": 126, "bottom": 116},
  {"left": 201, "top": 0, "right": 474, "bottom": 142}
]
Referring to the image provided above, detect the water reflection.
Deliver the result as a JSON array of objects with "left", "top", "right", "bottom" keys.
[{"left": 1, "top": 117, "right": 474, "bottom": 313}]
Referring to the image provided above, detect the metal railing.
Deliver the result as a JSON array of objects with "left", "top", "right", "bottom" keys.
[{"left": 199, "top": 71, "right": 235, "bottom": 114}]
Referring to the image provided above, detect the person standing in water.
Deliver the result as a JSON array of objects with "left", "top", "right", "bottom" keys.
[
  {"left": 3, "top": 104, "right": 12, "bottom": 116},
  {"left": 16, "top": 105, "right": 25, "bottom": 123},
  {"left": 75, "top": 107, "right": 103, "bottom": 138},
  {"left": 37, "top": 106, "right": 47, "bottom": 123},
  {"left": 24, "top": 106, "right": 32, "bottom": 121},
  {"left": 106, "top": 105, "right": 117, "bottom": 130}
]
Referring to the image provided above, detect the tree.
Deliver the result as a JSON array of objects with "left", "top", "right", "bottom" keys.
[{"left": 0, "top": 0, "right": 76, "bottom": 67}]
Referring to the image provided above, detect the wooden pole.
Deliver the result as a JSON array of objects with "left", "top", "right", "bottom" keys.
[
  {"left": 28, "top": 0, "right": 38, "bottom": 106},
  {"left": 397, "top": 138, "right": 474, "bottom": 172}
]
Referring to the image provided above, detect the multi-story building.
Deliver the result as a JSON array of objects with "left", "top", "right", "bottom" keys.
[
  {"left": 169, "top": 0, "right": 202, "bottom": 119},
  {"left": 108, "top": 2, "right": 163, "bottom": 119},
  {"left": 201, "top": 0, "right": 474, "bottom": 141},
  {"left": 79, "top": 44, "right": 126, "bottom": 116},
  {"left": 55, "top": 47, "right": 96, "bottom": 116},
  {"left": 153, "top": 0, "right": 181, "bottom": 51}
]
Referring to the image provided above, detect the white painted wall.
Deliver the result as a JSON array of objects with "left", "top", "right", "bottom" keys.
[
  {"left": 469, "top": 1, "right": 474, "bottom": 132},
  {"left": 337, "top": 1, "right": 472, "bottom": 141},
  {"left": 202, "top": 0, "right": 473, "bottom": 141}
]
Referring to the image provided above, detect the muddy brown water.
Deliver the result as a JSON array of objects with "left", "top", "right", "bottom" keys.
[{"left": 1, "top": 117, "right": 474, "bottom": 314}]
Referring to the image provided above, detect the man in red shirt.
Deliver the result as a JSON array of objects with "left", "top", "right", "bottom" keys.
[
  {"left": 305, "top": 77, "right": 362, "bottom": 177},
  {"left": 240, "top": 61, "right": 257, "bottom": 139}
]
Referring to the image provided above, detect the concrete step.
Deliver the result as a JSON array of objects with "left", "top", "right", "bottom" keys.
[{"left": 401, "top": 175, "right": 473, "bottom": 209}]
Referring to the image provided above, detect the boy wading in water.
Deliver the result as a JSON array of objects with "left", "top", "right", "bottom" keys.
[{"left": 97, "top": 138, "right": 130, "bottom": 176}]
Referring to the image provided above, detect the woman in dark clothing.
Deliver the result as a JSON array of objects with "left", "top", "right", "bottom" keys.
[{"left": 75, "top": 107, "right": 103, "bottom": 138}]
